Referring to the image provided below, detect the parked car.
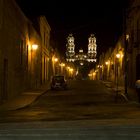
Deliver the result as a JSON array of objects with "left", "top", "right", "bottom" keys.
[{"left": 50, "top": 75, "right": 67, "bottom": 90}]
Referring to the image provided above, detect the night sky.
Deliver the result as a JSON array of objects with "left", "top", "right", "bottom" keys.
[{"left": 15, "top": 0, "right": 128, "bottom": 59}]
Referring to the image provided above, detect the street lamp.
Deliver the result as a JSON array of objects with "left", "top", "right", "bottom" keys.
[
  {"left": 52, "top": 57, "right": 59, "bottom": 75},
  {"left": 31, "top": 44, "right": 38, "bottom": 65},
  {"left": 32, "top": 44, "right": 38, "bottom": 50},
  {"left": 69, "top": 68, "right": 74, "bottom": 78},
  {"left": 60, "top": 63, "right": 65, "bottom": 75},
  {"left": 116, "top": 53, "right": 121, "bottom": 59},
  {"left": 105, "top": 61, "right": 110, "bottom": 80},
  {"left": 31, "top": 44, "right": 38, "bottom": 61},
  {"left": 115, "top": 53, "right": 120, "bottom": 102},
  {"left": 54, "top": 58, "right": 58, "bottom": 62},
  {"left": 29, "top": 44, "right": 38, "bottom": 88},
  {"left": 54, "top": 58, "right": 58, "bottom": 75}
]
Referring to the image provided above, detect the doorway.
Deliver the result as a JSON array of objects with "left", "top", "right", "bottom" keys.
[{"left": 136, "top": 54, "right": 140, "bottom": 80}]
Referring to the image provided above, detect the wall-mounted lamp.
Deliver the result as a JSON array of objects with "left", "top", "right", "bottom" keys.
[
  {"left": 32, "top": 44, "right": 38, "bottom": 50},
  {"left": 116, "top": 53, "right": 121, "bottom": 59}
]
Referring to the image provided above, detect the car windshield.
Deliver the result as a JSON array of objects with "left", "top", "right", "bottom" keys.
[{"left": 53, "top": 76, "right": 65, "bottom": 82}]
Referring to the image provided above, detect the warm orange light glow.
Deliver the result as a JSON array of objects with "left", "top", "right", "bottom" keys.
[
  {"left": 121, "top": 54, "right": 124, "bottom": 58},
  {"left": 69, "top": 68, "right": 73, "bottom": 72},
  {"left": 54, "top": 58, "right": 58, "bottom": 62},
  {"left": 105, "top": 61, "right": 109, "bottom": 65},
  {"left": 88, "top": 74, "right": 92, "bottom": 77},
  {"left": 98, "top": 65, "right": 102, "bottom": 68},
  {"left": 32, "top": 44, "right": 38, "bottom": 50},
  {"left": 116, "top": 53, "right": 121, "bottom": 58},
  {"left": 61, "top": 63, "right": 65, "bottom": 67},
  {"left": 93, "top": 72, "right": 96, "bottom": 76},
  {"left": 67, "top": 66, "right": 70, "bottom": 70},
  {"left": 126, "top": 34, "right": 129, "bottom": 41}
]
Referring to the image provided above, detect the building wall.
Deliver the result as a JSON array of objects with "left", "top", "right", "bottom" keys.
[
  {"left": 0, "top": 0, "right": 30, "bottom": 101},
  {"left": 28, "top": 22, "right": 42, "bottom": 89},
  {"left": 97, "top": 36, "right": 125, "bottom": 87},
  {"left": 126, "top": 0, "right": 140, "bottom": 87},
  {"left": 97, "top": 0, "right": 140, "bottom": 89},
  {"left": 39, "top": 16, "right": 51, "bottom": 84},
  {"left": 0, "top": 0, "right": 43, "bottom": 103}
]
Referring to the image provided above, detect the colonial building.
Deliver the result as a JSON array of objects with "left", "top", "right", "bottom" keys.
[
  {"left": 95, "top": 0, "right": 140, "bottom": 90},
  {"left": 66, "top": 33, "right": 75, "bottom": 62},
  {"left": 0, "top": 0, "right": 31, "bottom": 102},
  {"left": 0, "top": 0, "right": 52, "bottom": 103},
  {"left": 66, "top": 33, "right": 97, "bottom": 64},
  {"left": 37, "top": 16, "right": 51, "bottom": 84},
  {"left": 126, "top": 0, "right": 140, "bottom": 87}
]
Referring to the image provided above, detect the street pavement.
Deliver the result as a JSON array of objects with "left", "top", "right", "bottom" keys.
[
  {"left": 0, "top": 83, "right": 51, "bottom": 111},
  {"left": 101, "top": 80, "right": 138, "bottom": 103},
  {"left": 0, "top": 80, "right": 139, "bottom": 140},
  {"left": 0, "top": 80, "right": 138, "bottom": 111},
  {"left": 1, "top": 122, "right": 140, "bottom": 140}
]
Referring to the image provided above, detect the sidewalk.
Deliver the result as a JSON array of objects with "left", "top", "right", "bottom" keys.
[
  {"left": 0, "top": 83, "right": 50, "bottom": 111},
  {"left": 101, "top": 80, "right": 138, "bottom": 103}
]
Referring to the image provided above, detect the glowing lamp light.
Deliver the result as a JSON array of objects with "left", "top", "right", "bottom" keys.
[
  {"left": 93, "top": 72, "right": 96, "bottom": 76},
  {"left": 69, "top": 68, "right": 73, "bottom": 72},
  {"left": 32, "top": 44, "right": 38, "bottom": 50},
  {"left": 116, "top": 53, "right": 121, "bottom": 58},
  {"left": 54, "top": 58, "right": 58, "bottom": 62},
  {"left": 105, "top": 61, "right": 109, "bottom": 65},
  {"left": 88, "top": 74, "right": 92, "bottom": 77},
  {"left": 61, "top": 63, "right": 65, "bottom": 67},
  {"left": 126, "top": 34, "right": 129, "bottom": 41},
  {"left": 121, "top": 54, "right": 124, "bottom": 58},
  {"left": 80, "top": 62, "right": 84, "bottom": 65}
]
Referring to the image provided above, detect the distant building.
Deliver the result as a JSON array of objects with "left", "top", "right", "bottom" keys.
[
  {"left": 66, "top": 33, "right": 75, "bottom": 62},
  {"left": 87, "top": 34, "right": 97, "bottom": 62},
  {"left": 66, "top": 34, "right": 97, "bottom": 64}
]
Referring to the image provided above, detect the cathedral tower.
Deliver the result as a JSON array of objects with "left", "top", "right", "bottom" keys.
[
  {"left": 66, "top": 33, "right": 75, "bottom": 62},
  {"left": 87, "top": 34, "right": 97, "bottom": 62}
]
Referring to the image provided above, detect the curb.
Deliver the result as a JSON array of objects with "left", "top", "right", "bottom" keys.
[{"left": 16, "top": 88, "right": 51, "bottom": 110}]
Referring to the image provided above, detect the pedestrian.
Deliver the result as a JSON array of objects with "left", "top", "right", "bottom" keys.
[{"left": 135, "top": 79, "right": 140, "bottom": 103}]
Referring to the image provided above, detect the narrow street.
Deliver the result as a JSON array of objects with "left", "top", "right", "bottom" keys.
[
  {"left": 1, "top": 1, "right": 140, "bottom": 139},
  {"left": 1, "top": 80, "right": 140, "bottom": 139},
  {"left": 0, "top": 80, "right": 140, "bottom": 123}
]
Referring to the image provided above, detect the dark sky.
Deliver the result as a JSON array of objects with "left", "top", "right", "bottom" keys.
[{"left": 16, "top": 0, "right": 128, "bottom": 58}]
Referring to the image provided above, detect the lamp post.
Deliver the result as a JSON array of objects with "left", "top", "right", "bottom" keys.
[
  {"left": 115, "top": 53, "right": 120, "bottom": 102},
  {"left": 31, "top": 44, "right": 38, "bottom": 88},
  {"left": 54, "top": 57, "right": 58, "bottom": 75},
  {"left": 60, "top": 63, "right": 65, "bottom": 75},
  {"left": 69, "top": 68, "right": 74, "bottom": 79},
  {"left": 105, "top": 61, "right": 109, "bottom": 81},
  {"left": 31, "top": 44, "right": 38, "bottom": 68}
]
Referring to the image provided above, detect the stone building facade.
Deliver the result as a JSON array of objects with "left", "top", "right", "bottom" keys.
[
  {"left": 0, "top": 0, "right": 30, "bottom": 102},
  {"left": 0, "top": 0, "right": 52, "bottom": 103},
  {"left": 126, "top": 0, "right": 140, "bottom": 87},
  {"left": 95, "top": 0, "right": 140, "bottom": 89}
]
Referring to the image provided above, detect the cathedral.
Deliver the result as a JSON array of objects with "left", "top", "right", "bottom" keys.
[{"left": 66, "top": 33, "right": 97, "bottom": 64}]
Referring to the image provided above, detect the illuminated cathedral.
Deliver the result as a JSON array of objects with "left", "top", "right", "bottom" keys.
[{"left": 66, "top": 33, "right": 97, "bottom": 64}]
